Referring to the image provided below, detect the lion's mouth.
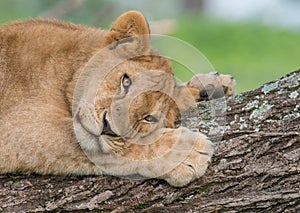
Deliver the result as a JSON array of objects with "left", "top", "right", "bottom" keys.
[{"left": 101, "top": 112, "right": 120, "bottom": 138}]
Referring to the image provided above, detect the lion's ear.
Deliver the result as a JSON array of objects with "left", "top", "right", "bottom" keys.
[{"left": 101, "top": 11, "right": 150, "bottom": 56}]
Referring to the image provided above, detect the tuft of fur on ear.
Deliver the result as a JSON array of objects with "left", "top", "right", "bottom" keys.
[{"left": 101, "top": 11, "right": 151, "bottom": 57}]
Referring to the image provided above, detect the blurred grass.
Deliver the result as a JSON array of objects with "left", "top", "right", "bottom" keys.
[
  {"left": 0, "top": 0, "right": 54, "bottom": 23},
  {"left": 172, "top": 16, "right": 300, "bottom": 93},
  {"left": 1, "top": 1, "right": 299, "bottom": 93}
]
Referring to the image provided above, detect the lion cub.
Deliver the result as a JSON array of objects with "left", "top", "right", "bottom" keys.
[{"left": 0, "top": 11, "right": 235, "bottom": 186}]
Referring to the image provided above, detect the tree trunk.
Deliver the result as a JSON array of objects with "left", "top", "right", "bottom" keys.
[{"left": 1, "top": 70, "right": 299, "bottom": 212}]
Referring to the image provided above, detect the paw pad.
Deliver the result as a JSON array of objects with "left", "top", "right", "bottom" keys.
[{"left": 187, "top": 72, "right": 236, "bottom": 101}]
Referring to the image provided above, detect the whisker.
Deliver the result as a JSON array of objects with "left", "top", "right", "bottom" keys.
[{"left": 198, "top": 152, "right": 210, "bottom": 156}]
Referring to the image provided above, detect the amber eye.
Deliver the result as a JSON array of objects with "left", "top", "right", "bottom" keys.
[
  {"left": 144, "top": 115, "right": 158, "bottom": 123},
  {"left": 122, "top": 74, "right": 132, "bottom": 88}
]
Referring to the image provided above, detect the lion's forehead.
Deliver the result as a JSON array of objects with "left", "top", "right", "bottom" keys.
[{"left": 98, "top": 58, "right": 176, "bottom": 93}]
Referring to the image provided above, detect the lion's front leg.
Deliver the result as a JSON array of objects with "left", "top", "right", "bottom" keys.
[{"left": 94, "top": 127, "right": 214, "bottom": 187}]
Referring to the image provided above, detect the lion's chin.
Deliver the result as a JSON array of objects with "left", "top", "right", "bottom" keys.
[{"left": 99, "top": 135, "right": 125, "bottom": 154}]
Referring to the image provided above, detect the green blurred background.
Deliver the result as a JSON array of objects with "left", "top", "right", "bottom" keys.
[{"left": 1, "top": 0, "right": 299, "bottom": 93}]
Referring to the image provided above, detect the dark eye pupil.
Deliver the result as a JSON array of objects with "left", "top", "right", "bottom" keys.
[
  {"left": 122, "top": 74, "right": 131, "bottom": 87},
  {"left": 144, "top": 115, "right": 158, "bottom": 123}
]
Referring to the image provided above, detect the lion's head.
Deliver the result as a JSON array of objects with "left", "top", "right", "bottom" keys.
[{"left": 73, "top": 11, "right": 195, "bottom": 155}]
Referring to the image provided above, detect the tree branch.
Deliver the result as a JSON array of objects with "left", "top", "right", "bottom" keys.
[{"left": 1, "top": 70, "right": 299, "bottom": 212}]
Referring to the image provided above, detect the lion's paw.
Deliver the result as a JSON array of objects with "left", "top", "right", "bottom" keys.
[
  {"left": 161, "top": 130, "right": 214, "bottom": 187},
  {"left": 187, "top": 72, "right": 236, "bottom": 101}
]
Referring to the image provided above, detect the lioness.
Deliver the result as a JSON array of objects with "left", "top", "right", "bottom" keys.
[{"left": 0, "top": 11, "right": 235, "bottom": 186}]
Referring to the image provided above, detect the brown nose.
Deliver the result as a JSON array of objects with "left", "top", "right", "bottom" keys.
[{"left": 101, "top": 113, "right": 119, "bottom": 137}]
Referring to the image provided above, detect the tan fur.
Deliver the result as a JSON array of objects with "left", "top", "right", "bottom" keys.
[{"left": 0, "top": 11, "right": 233, "bottom": 186}]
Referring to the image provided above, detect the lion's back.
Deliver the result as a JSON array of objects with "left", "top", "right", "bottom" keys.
[{"left": 0, "top": 19, "right": 105, "bottom": 115}]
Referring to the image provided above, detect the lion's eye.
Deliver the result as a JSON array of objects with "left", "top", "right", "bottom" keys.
[
  {"left": 122, "top": 74, "right": 132, "bottom": 88},
  {"left": 144, "top": 115, "right": 158, "bottom": 123}
]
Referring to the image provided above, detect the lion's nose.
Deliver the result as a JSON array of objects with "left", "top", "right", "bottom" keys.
[{"left": 101, "top": 112, "right": 119, "bottom": 137}]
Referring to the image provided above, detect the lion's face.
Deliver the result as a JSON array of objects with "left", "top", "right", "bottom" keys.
[
  {"left": 73, "top": 11, "right": 195, "bottom": 154},
  {"left": 94, "top": 55, "right": 180, "bottom": 140}
]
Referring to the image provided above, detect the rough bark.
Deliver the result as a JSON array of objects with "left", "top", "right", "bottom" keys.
[{"left": 1, "top": 70, "right": 299, "bottom": 213}]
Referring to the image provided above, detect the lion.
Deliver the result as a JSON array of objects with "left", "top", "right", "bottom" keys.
[{"left": 0, "top": 11, "right": 235, "bottom": 187}]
